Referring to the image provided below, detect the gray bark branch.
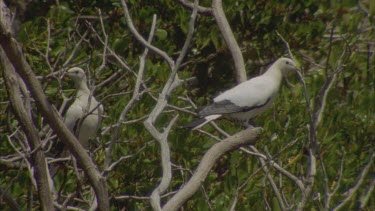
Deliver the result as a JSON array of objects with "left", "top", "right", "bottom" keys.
[
  {"left": 162, "top": 127, "right": 262, "bottom": 211},
  {"left": 212, "top": 0, "right": 247, "bottom": 83},
  {"left": 1, "top": 53, "right": 55, "bottom": 210},
  {"left": 0, "top": 22, "right": 109, "bottom": 211}
]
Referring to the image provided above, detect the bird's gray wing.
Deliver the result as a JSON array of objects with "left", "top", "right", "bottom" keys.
[
  {"left": 198, "top": 98, "right": 270, "bottom": 116},
  {"left": 199, "top": 100, "right": 242, "bottom": 116}
]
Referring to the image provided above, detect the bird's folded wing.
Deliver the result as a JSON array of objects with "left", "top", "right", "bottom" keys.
[
  {"left": 198, "top": 98, "right": 270, "bottom": 116},
  {"left": 199, "top": 100, "right": 244, "bottom": 116},
  {"left": 199, "top": 77, "right": 274, "bottom": 116},
  {"left": 64, "top": 103, "right": 83, "bottom": 132}
]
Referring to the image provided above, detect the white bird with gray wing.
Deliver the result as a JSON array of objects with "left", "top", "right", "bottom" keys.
[
  {"left": 64, "top": 67, "right": 103, "bottom": 149},
  {"left": 186, "top": 57, "right": 297, "bottom": 129}
]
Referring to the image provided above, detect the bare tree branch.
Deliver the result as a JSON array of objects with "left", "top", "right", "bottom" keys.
[
  {"left": 0, "top": 2, "right": 54, "bottom": 209},
  {"left": 324, "top": 150, "right": 345, "bottom": 209},
  {"left": 96, "top": 8, "right": 108, "bottom": 77},
  {"left": 162, "top": 128, "right": 262, "bottom": 211},
  {"left": 1, "top": 53, "right": 55, "bottom": 210},
  {"left": 0, "top": 22, "right": 109, "bottom": 211},
  {"left": 332, "top": 152, "right": 374, "bottom": 211},
  {"left": 121, "top": 0, "right": 175, "bottom": 69},
  {"left": 140, "top": 0, "right": 198, "bottom": 210},
  {"left": 176, "top": 0, "right": 213, "bottom": 15},
  {"left": 212, "top": 0, "right": 247, "bottom": 83},
  {"left": 360, "top": 177, "right": 375, "bottom": 209},
  {"left": 292, "top": 68, "right": 317, "bottom": 211},
  {"left": 104, "top": 14, "right": 157, "bottom": 171},
  {"left": 276, "top": 30, "right": 296, "bottom": 62},
  {"left": 249, "top": 146, "right": 287, "bottom": 211}
]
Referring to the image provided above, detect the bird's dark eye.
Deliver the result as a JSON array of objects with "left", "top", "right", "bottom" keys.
[
  {"left": 286, "top": 61, "right": 290, "bottom": 65},
  {"left": 75, "top": 70, "right": 79, "bottom": 74}
]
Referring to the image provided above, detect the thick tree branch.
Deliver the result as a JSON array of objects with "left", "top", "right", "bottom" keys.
[
  {"left": 141, "top": 1, "right": 198, "bottom": 209},
  {"left": 1, "top": 53, "right": 55, "bottom": 210},
  {"left": 212, "top": 0, "right": 247, "bottom": 83},
  {"left": 0, "top": 22, "right": 109, "bottom": 211},
  {"left": 0, "top": 2, "right": 54, "bottom": 209},
  {"left": 162, "top": 127, "right": 262, "bottom": 211}
]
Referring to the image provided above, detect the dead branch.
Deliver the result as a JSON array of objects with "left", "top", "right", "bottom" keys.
[
  {"left": 1, "top": 52, "right": 55, "bottom": 210},
  {"left": 212, "top": 0, "right": 247, "bottom": 83},
  {"left": 162, "top": 127, "right": 262, "bottom": 211},
  {"left": 0, "top": 22, "right": 109, "bottom": 211}
]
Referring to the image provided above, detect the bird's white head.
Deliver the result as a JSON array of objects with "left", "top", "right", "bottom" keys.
[
  {"left": 275, "top": 57, "right": 298, "bottom": 76},
  {"left": 66, "top": 67, "right": 87, "bottom": 85}
]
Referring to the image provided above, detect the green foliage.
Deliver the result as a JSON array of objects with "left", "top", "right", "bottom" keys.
[{"left": 1, "top": 0, "right": 374, "bottom": 210}]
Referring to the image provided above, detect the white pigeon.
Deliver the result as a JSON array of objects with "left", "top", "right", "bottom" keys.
[
  {"left": 186, "top": 57, "right": 297, "bottom": 129},
  {"left": 64, "top": 67, "right": 103, "bottom": 149}
]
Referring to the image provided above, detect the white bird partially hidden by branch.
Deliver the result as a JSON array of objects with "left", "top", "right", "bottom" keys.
[
  {"left": 64, "top": 67, "right": 103, "bottom": 149},
  {"left": 185, "top": 57, "right": 297, "bottom": 129}
]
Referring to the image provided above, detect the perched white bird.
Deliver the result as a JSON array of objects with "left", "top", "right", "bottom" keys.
[
  {"left": 64, "top": 67, "right": 103, "bottom": 149},
  {"left": 186, "top": 57, "right": 297, "bottom": 129}
]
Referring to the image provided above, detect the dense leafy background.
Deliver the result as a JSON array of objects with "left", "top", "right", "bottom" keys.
[{"left": 1, "top": 0, "right": 374, "bottom": 210}]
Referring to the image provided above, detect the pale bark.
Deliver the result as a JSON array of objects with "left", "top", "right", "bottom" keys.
[
  {"left": 162, "top": 128, "right": 262, "bottom": 211},
  {"left": 0, "top": 21, "right": 109, "bottom": 211},
  {"left": 212, "top": 0, "right": 247, "bottom": 83}
]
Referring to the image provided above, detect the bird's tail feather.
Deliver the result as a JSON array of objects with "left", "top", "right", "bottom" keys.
[{"left": 184, "top": 115, "right": 221, "bottom": 130}]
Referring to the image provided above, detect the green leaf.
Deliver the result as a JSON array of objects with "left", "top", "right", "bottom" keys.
[{"left": 156, "top": 29, "right": 168, "bottom": 40}]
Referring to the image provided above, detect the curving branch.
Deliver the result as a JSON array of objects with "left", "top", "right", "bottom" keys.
[
  {"left": 141, "top": 1, "right": 199, "bottom": 209},
  {"left": 162, "top": 128, "right": 262, "bottom": 211},
  {"left": 120, "top": 0, "right": 175, "bottom": 69},
  {"left": 104, "top": 14, "right": 157, "bottom": 171},
  {"left": 176, "top": 0, "right": 213, "bottom": 16},
  {"left": 314, "top": 34, "right": 351, "bottom": 129},
  {"left": 212, "top": 0, "right": 247, "bottom": 83},
  {"left": 120, "top": 0, "right": 199, "bottom": 210},
  {"left": 360, "top": 178, "right": 375, "bottom": 209}
]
